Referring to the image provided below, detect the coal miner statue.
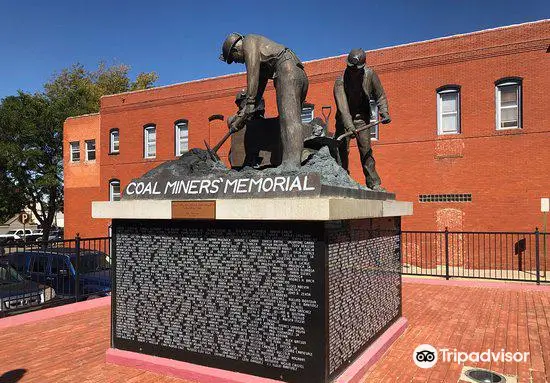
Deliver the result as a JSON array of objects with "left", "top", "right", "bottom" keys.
[
  {"left": 334, "top": 48, "right": 391, "bottom": 191},
  {"left": 220, "top": 33, "right": 309, "bottom": 168}
]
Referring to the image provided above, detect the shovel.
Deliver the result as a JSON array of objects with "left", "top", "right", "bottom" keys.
[
  {"left": 303, "top": 119, "right": 381, "bottom": 165},
  {"left": 205, "top": 115, "right": 245, "bottom": 162}
]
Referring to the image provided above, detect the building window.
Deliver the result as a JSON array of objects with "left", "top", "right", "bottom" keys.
[
  {"left": 301, "top": 104, "right": 314, "bottom": 123},
  {"left": 175, "top": 120, "right": 188, "bottom": 156},
  {"left": 110, "top": 129, "right": 119, "bottom": 154},
  {"left": 109, "top": 179, "right": 121, "bottom": 201},
  {"left": 495, "top": 77, "right": 522, "bottom": 130},
  {"left": 437, "top": 85, "right": 461, "bottom": 135},
  {"left": 144, "top": 125, "right": 156, "bottom": 158},
  {"left": 85, "top": 140, "right": 96, "bottom": 161},
  {"left": 370, "top": 100, "right": 379, "bottom": 140},
  {"left": 69, "top": 142, "right": 80, "bottom": 162}
]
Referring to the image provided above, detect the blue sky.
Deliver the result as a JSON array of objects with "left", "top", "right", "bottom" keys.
[{"left": 0, "top": 0, "right": 548, "bottom": 98}]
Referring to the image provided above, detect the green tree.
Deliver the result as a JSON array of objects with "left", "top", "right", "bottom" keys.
[{"left": 0, "top": 63, "right": 158, "bottom": 242}]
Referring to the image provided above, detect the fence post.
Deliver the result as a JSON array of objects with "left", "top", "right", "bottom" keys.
[
  {"left": 445, "top": 227, "right": 450, "bottom": 280},
  {"left": 535, "top": 227, "right": 540, "bottom": 285},
  {"left": 75, "top": 234, "right": 81, "bottom": 301}
]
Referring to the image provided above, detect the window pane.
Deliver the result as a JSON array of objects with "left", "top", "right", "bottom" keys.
[
  {"left": 145, "top": 127, "right": 156, "bottom": 157},
  {"left": 369, "top": 101, "right": 379, "bottom": 139},
  {"left": 501, "top": 106, "right": 518, "bottom": 128},
  {"left": 501, "top": 107, "right": 518, "bottom": 122},
  {"left": 86, "top": 140, "right": 96, "bottom": 161},
  {"left": 70, "top": 142, "right": 80, "bottom": 161},
  {"left": 110, "top": 181, "right": 121, "bottom": 201},
  {"left": 496, "top": 82, "right": 521, "bottom": 130},
  {"left": 111, "top": 131, "right": 119, "bottom": 152},
  {"left": 441, "top": 93, "right": 457, "bottom": 113},
  {"left": 438, "top": 90, "right": 459, "bottom": 134},
  {"left": 442, "top": 113, "right": 457, "bottom": 133},
  {"left": 301, "top": 107, "right": 314, "bottom": 123},
  {"left": 370, "top": 101, "right": 379, "bottom": 122},
  {"left": 500, "top": 85, "right": 517, "bottom": 106},
  {"left": 176, "top": 123, "right": 188, "bottom": 155}
]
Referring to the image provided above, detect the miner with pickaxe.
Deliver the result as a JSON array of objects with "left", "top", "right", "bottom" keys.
[
  {"left": 334, "top": 48, "right": 391, "bottom": 191},
  {"left": 219, "top": 33, "right": 309, "bottom": 169}
]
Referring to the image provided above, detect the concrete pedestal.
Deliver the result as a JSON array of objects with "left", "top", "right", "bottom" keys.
[{"left": 93, "top": 198, "right": 412, "bottom": 383}]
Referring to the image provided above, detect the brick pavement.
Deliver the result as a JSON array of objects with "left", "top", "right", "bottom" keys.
[{"left": 0, "top": 280, "right": 548, "bottom": 382}]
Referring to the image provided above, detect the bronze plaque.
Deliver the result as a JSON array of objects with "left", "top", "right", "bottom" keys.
[{"left": 171, "top": 201, "right": 216, "bottom": 219}]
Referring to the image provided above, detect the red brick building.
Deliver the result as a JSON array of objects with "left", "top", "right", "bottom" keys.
[{"left": 63, "top": 20, "right": 550, "bottom": 239}]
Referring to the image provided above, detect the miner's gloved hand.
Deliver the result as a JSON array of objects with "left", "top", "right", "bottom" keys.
[
  {"left": 381, "top": 112, "right": 392, "bottom": 124},
  {"left": 345, "top": 123, "right": 357, "bottom": 138},
  {"left": 242, "top": 102, "right": 255, "bottom": 116},
  {"left": 228, "top": 114, "right": 246, "bottom": 133}
]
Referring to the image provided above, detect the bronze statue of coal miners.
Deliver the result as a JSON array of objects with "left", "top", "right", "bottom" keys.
[
  {"left": 334, "top": 48, "right": 391, "bottom": 191},
  {"left": 220, "top": 33, "right": 309, "bottom": 169}
]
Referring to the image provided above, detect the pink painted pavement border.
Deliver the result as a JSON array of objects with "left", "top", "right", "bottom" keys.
[
  {"left": 403, "top": 275, "right": 549, "bottom": 291},
  {"left": 333, "top": 317, "right": 408, "bottom": 383},
  {"left": 0, "top": 296, "right": 111, "bottom": 330},
  {"left": 106, "top": 317, "right": 408, "bottom": 383},
  {"left": 106, "top": 348, "right": 282, "bottom": 383}
]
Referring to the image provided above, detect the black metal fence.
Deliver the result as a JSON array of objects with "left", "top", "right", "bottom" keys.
[
  {"left": 401, "top": 229, "right": 549, "bottom": 284},
  {"left": 1, "top": 228, "right": 547, "bottom": 317},
  {"left": 0, "top": 236, "right": 111, "bottom": 317}
]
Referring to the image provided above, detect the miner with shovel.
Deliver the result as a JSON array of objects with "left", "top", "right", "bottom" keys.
[
  {"left": 219, "top": 33, "right": 309, "bottom": 169},
  {"left": 334, "top": 48, "right": 391, "bottom": 191}
]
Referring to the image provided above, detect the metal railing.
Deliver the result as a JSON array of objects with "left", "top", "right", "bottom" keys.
[
  {"left": 1, "top": 228, "right": 547, "bottom": 317},
  {"left": 0, "top": 236, "right": 111, "bottom": 317},
  {"left": 401, "top": 228, "right": 549, "bottom": 284}
]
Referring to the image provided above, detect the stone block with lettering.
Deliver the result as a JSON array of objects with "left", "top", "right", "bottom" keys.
[
  {"left": 111, "top": 217, "right": 401, "bottom": 383},
  {"left": 122, "top": 147, "right": 395, "bottom": 201}
]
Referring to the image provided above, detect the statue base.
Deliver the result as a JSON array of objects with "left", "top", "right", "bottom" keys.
[
  {"left": 93, "top": 198, "right": 412, "bottom": 383},
  {"left": 106, "top": 317, "right": 408, "bottom": 383}
]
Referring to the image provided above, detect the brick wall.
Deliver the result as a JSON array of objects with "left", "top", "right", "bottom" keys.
[{"left": 63, "top": 20, "right": 550, "bottom": 239}]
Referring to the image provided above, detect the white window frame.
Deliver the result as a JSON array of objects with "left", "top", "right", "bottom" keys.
[
  {"left": 69, "top": 142, "right": 80, "bottom": 162},
  {"left": 437, "top": 87, "right": 461, "bottom": 135},
  {"left": 175, "top": 121, "right": 189, "bottom": 156},
  {"left": 110, "top": 129, "right": 119, "bottom": 154},
  {"left": 109, "top": 180, "right": 121, "bottom": 201},
  {"left": 144, "top": 125, "right": 156, "bottom": 158},
  {"left": 496, "top": 80, "right": 522, "bottom": 130},
  {"left": 85, "top": 140, "right": 96, "bottom": 161},
  {"left": 370, "top": 101, "right": 379, "bottom": 140},
  {"left": 301, "top": 105, "right": 314, "bottom": 123}
]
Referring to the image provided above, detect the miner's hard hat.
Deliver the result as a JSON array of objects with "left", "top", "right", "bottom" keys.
[
  {"left": 219, "top": 33, "right": 243, "bottom": 64},
  {"left": 346, "top": 48, "right": 366, "bottom": 69}
]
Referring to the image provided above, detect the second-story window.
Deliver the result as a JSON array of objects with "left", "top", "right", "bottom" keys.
[
  {"left": 109, "top": 179, "right": 121, "bottom": 201},
  {"left": 70, "top": 141, "right": 80, "bottom": 162},
  {"left": 175, "top": 120, "right": 188, "bottom": 156},
  {"left": 496, "top": 77, "right": 522, "bottom": 130},
  {"left": 437, "top": 85, "right": 461, "bottom": 135},
  {"left": 85, "top": 140, "right": 96, "bottom": 161},
  {"left": 144, "top": 125, "right": 156, "bottom": 158},
  {"left": 370, "top": 100, "right": 379, "bottom": 140},
  {"left": 110, "top": 129, "right": 119, "bottom": 154},
  {"left": 301, "top": 104, "right": 314, "bottom": 123}
]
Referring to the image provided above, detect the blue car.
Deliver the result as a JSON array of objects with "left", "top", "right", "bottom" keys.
[{"left": 7, "top": 248, "right": 111, "bottom": 300}]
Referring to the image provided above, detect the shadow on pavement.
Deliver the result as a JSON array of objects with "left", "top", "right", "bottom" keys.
[{"left": 0, "top": 369, "right": 27, "bottom": 383}]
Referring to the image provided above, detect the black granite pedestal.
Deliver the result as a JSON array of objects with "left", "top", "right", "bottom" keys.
[{"left": 110, "top": 216, "right": 402, "bottom": 383}]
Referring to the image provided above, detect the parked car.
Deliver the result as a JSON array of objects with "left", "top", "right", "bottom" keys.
[
  {"left": 0, "top": 229, "right": 34, "bottom": 245},
  {"left": 0, "top": 260, "right": 56, "bottom": 317},
  {"left": 33, "top": 228, "right": 64, "bottom": 242},
  {"left": 7, "top": 248, "right": 110, "bottom": 300}
]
